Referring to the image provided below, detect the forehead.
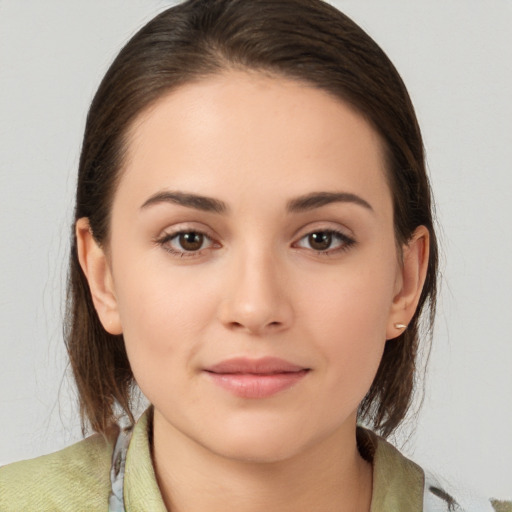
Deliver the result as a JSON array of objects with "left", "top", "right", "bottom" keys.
[{"left": 118, "top": 71, "right": 391, "bottom": 214}]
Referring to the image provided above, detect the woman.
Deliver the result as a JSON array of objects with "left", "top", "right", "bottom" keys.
[{"left": 0, "top": 1, "right": 509, "bottom": 510}]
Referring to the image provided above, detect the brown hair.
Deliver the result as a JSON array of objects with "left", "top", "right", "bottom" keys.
[{"left": 66, "top": 0, "right": 438, "bottom": 438}]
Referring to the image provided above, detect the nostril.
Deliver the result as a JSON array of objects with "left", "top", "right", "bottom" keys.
[{"left": 227, "top": 319, "right": 282, "bottom": 333}]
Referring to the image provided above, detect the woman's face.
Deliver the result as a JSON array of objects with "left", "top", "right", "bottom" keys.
[{"left": 82, "top": 71, "right": 424, "bottom": 463}]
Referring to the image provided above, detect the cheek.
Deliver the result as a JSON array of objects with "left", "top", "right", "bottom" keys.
[
  {"left": 299, "top": 256, "right": 398, "bottom": 341},
  {"left": 111, "top": 257, "right": 219, "bottom": 387},
  {"left": 306, "top": 284, "right": 388, "bottom": 373},
  {"left": 295, "top": 252, "right": 398, "bottom": 394}
]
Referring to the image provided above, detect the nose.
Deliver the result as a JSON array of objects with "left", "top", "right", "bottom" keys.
[{"left": 216, "top": 248, "right": 294, "bottom": 336}]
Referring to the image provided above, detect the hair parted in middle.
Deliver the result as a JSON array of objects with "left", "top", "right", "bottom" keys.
[{"left": 66, "top": 0, "right": 438, "bottom": 437}]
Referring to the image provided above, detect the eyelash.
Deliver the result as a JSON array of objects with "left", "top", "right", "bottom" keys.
[
  {"left": 154, "top": 230, "right": 217, "bottom": 259},
  {"left": 293, "top": 229, "right": 356, "bottom": 255},
  {"left": 155, "top": 228, "right": 356, "bottom": 259}
]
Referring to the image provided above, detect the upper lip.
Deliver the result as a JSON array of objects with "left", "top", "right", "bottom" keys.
[{"left": 204, "top": 357, "right": 309, "bottom": 374}]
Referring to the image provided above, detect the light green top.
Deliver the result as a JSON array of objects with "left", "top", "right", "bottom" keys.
[{"left": 1, "top": 410, "right": 510, "bottom": 511}]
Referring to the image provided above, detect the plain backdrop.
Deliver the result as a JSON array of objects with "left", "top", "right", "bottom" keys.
[{"left": 1, "top": 0, "right": 511, "bottom": 500}]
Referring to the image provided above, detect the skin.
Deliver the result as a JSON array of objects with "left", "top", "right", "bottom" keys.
[{"left": 77, "top": 71, "right": 429, "bottom": 512}]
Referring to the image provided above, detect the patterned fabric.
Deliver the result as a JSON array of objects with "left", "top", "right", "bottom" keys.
[
  {"left": 423, "top": 470, "right": 497, "bottom": 512},
  {"left": 108, "top": 426, "right": 132, "bottom": 512}
]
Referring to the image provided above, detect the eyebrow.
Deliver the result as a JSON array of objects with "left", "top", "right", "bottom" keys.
[
  {"left": 140, "top": 191, "right": 228, "bottom": 214},
  {"left": 140, "top": 190, "right": 373, "bottom": 215},
  {"left": 286, "top": 192, "right": 373, "bottom": 213}
]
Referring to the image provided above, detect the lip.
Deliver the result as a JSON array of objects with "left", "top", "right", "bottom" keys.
[{"left": 203, "top": 357, "right": 310, "bottom": 399}]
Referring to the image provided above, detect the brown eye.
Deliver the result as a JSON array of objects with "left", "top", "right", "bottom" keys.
[
  {"left": 295, "top": 229, "right": 355, "bottom": 254},
  {"left": 178, "top": 232, "right": 204, "bottom": 251},
  {"left": 157, "top": 229, "right": 216, "bottom": 258},
  {"left": 308, "top": 232, "right": 333, "bottom": 251}
]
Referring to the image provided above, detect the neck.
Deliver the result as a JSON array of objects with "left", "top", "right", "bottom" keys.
[{"left": 151, "top": 411, "right": 373, "bottom": 512}]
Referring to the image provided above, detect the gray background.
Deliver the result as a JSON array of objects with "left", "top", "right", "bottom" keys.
[{"left": 1, "top": 0, "right": 511, "bottom": 500}]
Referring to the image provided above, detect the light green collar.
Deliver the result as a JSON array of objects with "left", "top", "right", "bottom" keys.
[
  {"left": 124, "top": 410, "right": 167, "bottom": 512},
  {"left": 358, "top": 428, "right": 424, "bottom": 511}
]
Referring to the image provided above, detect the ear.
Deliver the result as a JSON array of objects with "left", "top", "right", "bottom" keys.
[
  {"left": 386, "top": 225, "right": 430, "bottom": 340},
  {"left": 75, "top": 217, "right": 123, "bottom": 335}
]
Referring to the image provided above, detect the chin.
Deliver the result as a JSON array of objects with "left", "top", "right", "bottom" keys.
[
  {"left": 203, "top": 433, "right": 306, "bottom": 464},
  {"left": 192, "top": 414, "right": 334, "bottom": 465}
]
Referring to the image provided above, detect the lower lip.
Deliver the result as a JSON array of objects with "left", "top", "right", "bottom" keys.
[{"left": 205, "top": 370, "right": 309, "bottom": 399}]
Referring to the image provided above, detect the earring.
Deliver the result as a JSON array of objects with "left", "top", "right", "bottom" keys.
[{"left": 394, "top": 323, "right": 408, "bottom": 330}]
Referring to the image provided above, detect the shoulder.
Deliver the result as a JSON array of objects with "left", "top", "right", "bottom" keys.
[
  {"left": 0, "top": 431, "right": 115, "bottom": 512},
  {"left": 359, "top": 428, "right": 512, "bottom": 512}
]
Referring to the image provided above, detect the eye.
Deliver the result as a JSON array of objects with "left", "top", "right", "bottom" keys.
[
  {"left": 174, "top": 232, "right": 207, "bottom": 252},
  {"left": 295, "top": 229, "right": 355, "bottom": 254},
  {"left": 156, "top": 230, "right": 216, "bottom": 257}
]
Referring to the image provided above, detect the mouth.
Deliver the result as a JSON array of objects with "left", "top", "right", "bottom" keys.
[{"left": 203, "top": 357, "right": 311, "bottom": 399}]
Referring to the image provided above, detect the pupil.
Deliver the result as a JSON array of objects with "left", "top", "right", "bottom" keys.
[
  {"left": 309, "top": 232, "right": 331, "bottom": 251},
  {"left": 179, "top": 232, "right": 203, "bottom": 251}
]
